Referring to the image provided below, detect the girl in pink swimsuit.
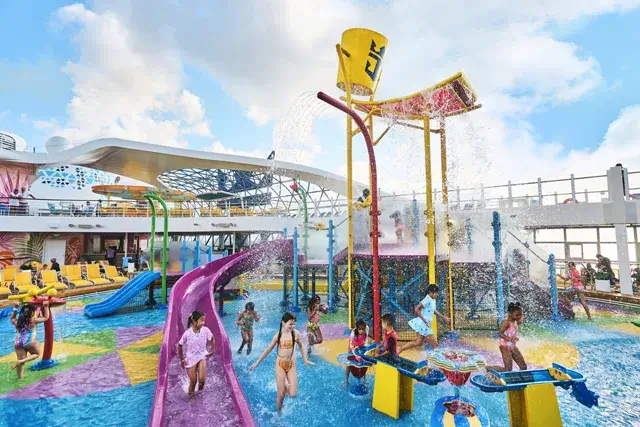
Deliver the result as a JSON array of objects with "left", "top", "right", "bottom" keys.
[
  {"left": 563, "top": 262, "right": 592, "bottom": 320},
  {"left": 491, "top": 302, "right": 527, "bottom": 372}
]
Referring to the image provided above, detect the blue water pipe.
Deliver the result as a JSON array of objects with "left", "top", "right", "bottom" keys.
[
  {"left": 465, "top": 217, "right": 473, "bottom": 254},
  {"left": 281, "top": 228, "right": 289, "bottom": 307},
  {"left": 223, "top": 249, "right": 229, "bottom": 257},
  {"left": 193, "top": 239, "right": 201, "bottom": 270},
  {"left": 328, "top": 219, "right": 335, "bottom": 313},
  {"left": 548, "top": 253, "right": 561, "bottom": 320},
  {"left": 412, "top": 198, "right": 420, "bottom": 245},
  {"left": 207, "top": 245, "right": 212, "bottom": 263},
  {"left": 181, "top": 240, "right": 187, "bottom": 273},
  {"left": 492, "top": 211, "right": 504, "bottom": 323},
  {"left": 291, "top": 227, "right": 300, "bottom": 312}
]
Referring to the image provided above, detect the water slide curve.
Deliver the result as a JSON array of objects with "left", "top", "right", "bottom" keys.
[
  {"left": 149, "top": 239, "right": 292, "bottom": 427},
  {"left": 84, "top": 271, "right": 161, "bottom": 318}
]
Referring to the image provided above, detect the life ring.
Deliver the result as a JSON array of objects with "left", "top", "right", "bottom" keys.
[{"left": 563, "top": 198, "right": 578, "bottom": 204}]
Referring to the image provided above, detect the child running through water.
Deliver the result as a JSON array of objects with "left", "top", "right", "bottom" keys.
[
  {"left": 562, "top": 262, "right": 592, "bottom": 320},
  {"left": 344, "top": 319, "right": 370, "bottom": 387},
  {"left": 306, "top": 295, "right": 327, "bottom": 357},
  {"left": 398, "top": 285, "right": 450, "bottom": 354},
  {"left": 178, "top": 309, "right": 216, "bottom": 396},
  {"left": 236, "top": 302, "right": 260, "bottom": 355},
  {"left": 10, "top": 301, "right": 50, "bottom": 378},
  {"left": 250, "top": 312, "right": 314, "bottom": 415},
  {"left": 490, "top": 302, "right": 527, "bottom": 372}
]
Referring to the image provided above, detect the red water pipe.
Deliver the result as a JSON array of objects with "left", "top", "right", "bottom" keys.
[
  {"left": 317, "top": 92, "right": 382, "bottom": 342},
  {"left": 42, "top": 317, "right": 54, "bottom": 360}
]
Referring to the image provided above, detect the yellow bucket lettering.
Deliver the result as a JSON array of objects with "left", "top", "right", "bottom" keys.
[{"left": 337, "top": 28, "right": 388, "bottom": 96}]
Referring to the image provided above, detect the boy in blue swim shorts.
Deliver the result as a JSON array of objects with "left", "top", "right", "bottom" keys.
[{"left": 398, "top": 285, "right": 450, "bottom": 354}]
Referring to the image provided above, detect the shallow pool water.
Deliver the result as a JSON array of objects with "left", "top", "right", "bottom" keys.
[
  {"left": 223, "top": 292, "right": 640, "bottom": 427},
  {"left": 1, "top": 290, "right": 639, "bottom": 427}
]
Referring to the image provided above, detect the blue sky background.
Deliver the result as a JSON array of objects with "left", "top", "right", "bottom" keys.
[{"left": 0, "top": 1, "right": 639, "bottom": 190}]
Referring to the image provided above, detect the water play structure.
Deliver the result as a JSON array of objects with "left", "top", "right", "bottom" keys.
[
  {"left": 8, "top": 284, "right": 66, "bottom": 370},
  {"left": 1, "top": 25, "right": 629, "bottom": 427}
]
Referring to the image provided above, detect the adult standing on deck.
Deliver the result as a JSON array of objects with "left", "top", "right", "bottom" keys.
[
  {"left": 596, "top": 254, "right": 617, "bottom": 286},
  {"left": 19, "top": 186, "right": 35, "bottom": 215},
  {"left": 106, "top": 246, "right": 116, "bottom": 266}
]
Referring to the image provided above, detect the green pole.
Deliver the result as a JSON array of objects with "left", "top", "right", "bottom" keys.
[
  {"left": 148, "top": 200, "right": 156, "bottom": 271},
  {"left": 293, "top": 178, "right": 309, "bottom": 259},
  {"left": 145, "top": 194, "right": 169, "bottom": 305}
]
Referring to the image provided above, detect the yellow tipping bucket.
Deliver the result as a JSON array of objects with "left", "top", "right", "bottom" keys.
[{"left": 337, "top": 28, "right": 388, "bottom": 97}]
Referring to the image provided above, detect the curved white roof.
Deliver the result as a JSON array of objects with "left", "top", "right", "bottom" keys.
[{"left": 0, "top": 138, "right": 370, "bottom": 197}]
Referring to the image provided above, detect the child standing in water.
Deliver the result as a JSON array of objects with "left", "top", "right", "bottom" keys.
[
  {"left": 250, "top": 312, "right": 314, "bottom": 415},
  {"left": 490, "top": 302, "right": 527, "bottom": 372},
  {"left": 236, "top": 302, "right": 260, "bottom": 355},
  {"left": 344, "top": 319, "right": 370, "bottom": 386},
  {"left": 390, "top": 210, "right": 405, "bottom": 244},
  {"left": 10, "top": 301, "right": 50, "bottom": 378},
  {"left": 398, "top": 285, "right": 450, "bottom": 354},
  {"left": 378, "top": 313, "right": 399, "bottom": 362},
  {"left": 562, "top": 261, "right": 592, "bottom": 321},
  {"left": 178, "top": 310, "right": 216, "bottom": 396},
  {"left": 306, "top": 295, "right": 327, "bottom": 357}
]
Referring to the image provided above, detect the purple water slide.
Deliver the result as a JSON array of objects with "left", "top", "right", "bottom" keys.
[{"left": 149, "top": 240, "right": 293, "bottom": 427}]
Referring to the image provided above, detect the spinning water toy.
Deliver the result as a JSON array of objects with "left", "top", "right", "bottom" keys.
[
  {"left": 470, "top": 364, "right": 599, "bottom": 427},
  {"left": 337, "top": 351, "right": 373, "bottom": 396},
  {"left": 354, "top": 344, "right": 445, "bottom": 419},
  {"left": 427, "top": 348, "right": 490, "bottom": 427},
  {"left": 427, "top": 348, "right": 487, "bottom": 386},
  {"left": 9, "top": 284, "right": 67, "bottom": 370}
]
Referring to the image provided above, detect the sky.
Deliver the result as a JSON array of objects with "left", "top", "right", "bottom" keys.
[{"left": 1, "top": 0, "right": 640, "bottom": 194}]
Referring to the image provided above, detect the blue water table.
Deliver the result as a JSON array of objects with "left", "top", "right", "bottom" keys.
[{"left": 470, "top": 363, "right": 599, "bottom": 427}]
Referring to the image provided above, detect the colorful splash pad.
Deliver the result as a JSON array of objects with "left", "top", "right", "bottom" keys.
[{"left": 427, "top": 348, "right": 490, "bottom": 427}]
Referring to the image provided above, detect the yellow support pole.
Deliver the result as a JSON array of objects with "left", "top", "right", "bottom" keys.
[
  {"left": 336, "top": 44, "right": 355, "bottom": 328},
  {"left": 440, "top": 118, "right": 455, "bottom": 331},
  {"left": 424, "top": 117, "right": 436, "bottom": 285}
]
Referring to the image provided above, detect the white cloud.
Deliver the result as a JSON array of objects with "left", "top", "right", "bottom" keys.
[
  {"left": 48, "top": 3, "right": 212, "bottom": 147},
  {"left": 36, "top": 0, "right": 640, "bottom": 189}
]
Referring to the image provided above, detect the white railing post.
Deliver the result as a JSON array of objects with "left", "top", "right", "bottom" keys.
[
  {"left": 507, "top": 181, "right": 513, "bottom": 208},
  {"left": 554, "top": 192, "right": 558, "bottom": 205},
  {"left": 584, "top": 189, "right": 589, "bottom": 203},
  {"left": 537, "top": 177, "right": 543, "bottom": 205},
  {"left": 570, "top": 174, "right": 576, "bottom": 200},
  {"left": 456, "top": 186, "right": 461, "bottom": 208}
]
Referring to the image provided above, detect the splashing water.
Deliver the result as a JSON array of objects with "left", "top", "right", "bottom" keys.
[{"left": 272, "top": 92, "right": 329, "bottom": 167}]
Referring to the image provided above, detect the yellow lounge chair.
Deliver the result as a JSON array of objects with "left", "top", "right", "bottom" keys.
[
  {"left": 104, "top": 266, "right": 129, "bottom": 284},
  {"left": 0, "top": 272, "right": 10, "bottom": 297},
  {"left": 86, "top": 264, "right": 111, "bottom": 285},
  {"left": 66, "top": 265, "right": 93, "bottom": 288},
  {"left": 41, "top": 270, "right": 68, "bottom": 291},
  {"left": 1, "top": 267, "right": 16, "bottom": 286},
  {"left": 14, "top": 272, "right": 37, "bottom": 294}
]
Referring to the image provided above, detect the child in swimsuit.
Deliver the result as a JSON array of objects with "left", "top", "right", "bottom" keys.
[
  {"left": 378, "top": 313, "right": 399, "bottom": 363},
  {"left": 398, "top": 284, "right": 450, "bottom": 354},
  {"left": 10, "top": 301, "right": 50, "bottom": 379},
  {"left": 490, "top": 302, "right": 527, "bottom": 372},
  {"left": 178, "top": 310, "right": 216, "bottom": 396},
  {"left": 344, "top": 319, "right": 370, "bottom": 386},
  {"left": 562, "top": 261, "right": 592, "bottom": 321},
  {"left": 250, "top": 312, "right": 314, "bottom": 414},
  {"left": 390, "top": 210, "right": 405, "bottom": 244},
  {"left": 236, "top": 302, "right": 260, "bottom": 355},
  {"left": 306, "top": 295, "right": 328, "bottom": 357}
]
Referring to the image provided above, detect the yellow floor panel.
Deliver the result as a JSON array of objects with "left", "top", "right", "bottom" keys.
[
  {"left": 0, "top": 341, "right": 109, "bottom": 363},
  {"left": 462, "top": 336, "right": 580, "bottom": 369},
  {"left": 601, "top": 322, "right": 640, "bottom": 337},
  {"left": 118, "top": 350, "right": 159, "bottom": 385},
  {"left": 124, "top": 331, "right": 164, "bottom": 349}
]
